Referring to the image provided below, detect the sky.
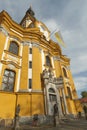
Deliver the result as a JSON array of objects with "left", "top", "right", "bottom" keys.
[{"left": 0, "top": 0, "right": 87, "bottom": 97}]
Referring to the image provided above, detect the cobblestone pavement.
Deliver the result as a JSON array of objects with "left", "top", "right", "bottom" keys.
[{"left": 0, "top": 119, "right": 87, "bottom": 130}]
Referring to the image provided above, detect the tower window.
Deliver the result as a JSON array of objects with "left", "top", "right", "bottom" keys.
[
  {"left": 2, "top": 69, "right": 15, "bottom": 92},
  {"left": 9, "top": 41, "right": 19, "bottom": 55},
  {"left": 29, "top": 79, "right": 32, "bottom": 89},
  {"left": 63, "top": 68, "right": 68, "bottom": 78},
  {"left": 46, "top": 56, "right": 52, "bottom": 67}
]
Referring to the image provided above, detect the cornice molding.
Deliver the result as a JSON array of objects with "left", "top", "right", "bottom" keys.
[{"left": 1, "top": 60, "right": 21, "bottom": 69}]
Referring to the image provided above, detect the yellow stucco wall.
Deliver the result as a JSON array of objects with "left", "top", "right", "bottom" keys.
[
  {"left": 17, "top": 93, "right": 44, "bottom": 116},
  {"left": 32, "top": 47, "right": 42, "bottom": 90},
  {"left": 0, "top": 92, "right": 16, "bottom": 118},
  {"left": 20, "top": 46, "right": 28, "bottom": 90},
  {"left": 54, "top": 60, "right": 62, "bottom": 77}
]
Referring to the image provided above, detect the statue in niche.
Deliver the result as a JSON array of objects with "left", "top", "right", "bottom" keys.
[
  {"left": 42, "top": 68, "right": 54, "bottom": 79},
  {"left": 48, "top": 68, "right": 54, "bottom": 78}
]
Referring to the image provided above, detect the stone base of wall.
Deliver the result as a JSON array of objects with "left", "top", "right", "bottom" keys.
[
  {"left": 18, "top": 115, "right": 54, "bottom": 127},
  {"left": 0, "top": 118, "right": 14, "bottom": 127}
]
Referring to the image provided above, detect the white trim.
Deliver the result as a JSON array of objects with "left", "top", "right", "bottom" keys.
[
  {"left": 20, "top": 44, "right": 23, "bottom": 57},
  {"left": 28, "top": 89, "right": 32, "bottom": 92},
  {"left": 29, "top": 54, "right": 32, "bottom": 61},
  {"left": 29, "top": 43, "right": 32, "bottom": 48},
  {"left": 62, "top": 66, "right": 69, "bottom": 78},
  {"left": 16, "top": 69, "right": 21, "bottom": 92},
  {"left": 10, "top": 37, "right": 20, "bottom": 44},
  {"left": 28, "top": 44, "right": 32, "bottom": 90},
  {"left": 1, "top": 36, "right": 9, "bottom": 61},
  {"left": 4, "top": 36, "right": 9, "bottom": 50},
  {"left": 28, "top": 69, "right": 32, "bottom": 79},
  {"left": 62, "top": 88, "right": 69, "bottom": 114},
  {"left": 51, "top": 57, "right": 56, "bottom": 77},
  {"left": 0, "top": 63, "right": 2, "bottom": 76},
  {"left": 44, "top": 87, "right": 48, "bottom": 114},
  {"left": 41, "top": 50, "right": 45, "bottom": 70},
  {"left": 10, "top": 28, "right": 23, "bottom": 37},
  {"left": 32, "top": 90, "right": 43, "bottom": 93}
]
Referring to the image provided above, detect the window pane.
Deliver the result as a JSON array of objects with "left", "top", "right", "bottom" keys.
[
  {"left": 2, "top": 83, "right": 8, "bottom": 90},
  {"left": 2, "top": 69, "right": 15, "bottom": 92},
  {"left": 29, "top": 79, "right": 32, "bottom": 89},
  {"left": 30, "top": 48, "right": 32, "bottom": 54},
  {"left": 9, "top": 77, "right": 14, "bottom": 84},
  {"left": 49, "top": 88, "right": 55, "bottom": 93},
  {"left": 4, "top": 70, "right": 9, "bottom": 76},
  {"left": 9, "top": 42, "right": 19, "bottom": 55},
  {"left": 9, "top": 71, "right": 15, "bottom": 78},
  {"left": 8, "top": 84, "right": 14, "bottom": 91},
  {"left": 49, "top": 94, "right": 57, "bottom": 102},
  {"left": 52, "top": 95, "right": 57, "bottom": 101},
  {"left": 3, "top": 76, "right": 8, "bottom": 83},
  {"left": 29, "top": 61, "right": 32, "bottom": 68},
  {"left": 46, "top": 56, "right": 52, "bottom": 67}
]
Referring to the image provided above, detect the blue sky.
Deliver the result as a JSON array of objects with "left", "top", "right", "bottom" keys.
[{"left": 0, "top": 0, "right": 87, "bottom": 97}]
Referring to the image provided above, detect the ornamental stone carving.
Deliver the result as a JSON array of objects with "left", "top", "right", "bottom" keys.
[
  {"left": 21, "top": 41, "right": 31, "bottom": 46},
  {"left": 53, "top": 56, "right": 60, "bottom": 61},
  {"left": 32, "top": 42, "right": 39, "bottom": 48},
  {"left": 42, "top": 69, "right": 64, "bottom": 88}
]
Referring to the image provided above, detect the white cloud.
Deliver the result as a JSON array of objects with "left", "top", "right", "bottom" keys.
[
  {"left": 43, "top": 19, "right": 60, "bottom": 32},
  {"left": 74, "top": 77, "right": 87, "bottom": 91}
]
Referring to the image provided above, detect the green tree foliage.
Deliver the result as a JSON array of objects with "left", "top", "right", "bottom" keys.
[{"left": 81, "top": 91, "right": 87, "bottom": 98}]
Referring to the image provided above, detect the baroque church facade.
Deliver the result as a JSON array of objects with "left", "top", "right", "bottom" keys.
[{"left": 0, "top": 7, "right": 82, "bottom": 127}]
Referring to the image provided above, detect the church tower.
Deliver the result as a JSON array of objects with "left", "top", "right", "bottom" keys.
[{"left": 0, "top": 7, "right": 82, "bottom": 127}]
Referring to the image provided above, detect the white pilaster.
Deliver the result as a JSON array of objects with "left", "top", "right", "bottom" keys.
[
  {"left": 51, "top": 57, "right": 56, "bottom": 77},
  {"left": 57, "top": 90, "right": 64, "bottom": 117},
  {"left": 62, "top": 88, "right": 69, "bottom": 114},
  {"left": 0, "top": 63, "right": 2, "bottom": 76},
  {"left": 16, "top": 69, "right": 21, "bottom": 92},
  {"left": 28, "top": 43, "right": 32, "bottom": 91},
  {"left": 41, "top": 50, "right": 45, "bottom": 71}
]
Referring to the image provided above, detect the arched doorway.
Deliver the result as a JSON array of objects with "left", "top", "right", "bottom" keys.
[
  {"left": 48, "top": 88, "right": 57, "bottom": 115},
  {"left": 46, "top": 86, "right": 59, "bottom": 116}
]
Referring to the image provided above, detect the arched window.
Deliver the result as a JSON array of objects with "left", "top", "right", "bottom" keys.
[
  {"left": 48, "top": 88, "right": 55, "bottom": 93},
  {"left": 46, "top": 56, "right": 52, "bottom": 67},
  {"left": 67, "top": 87, "right": 72, "bottom": 99},
  {"left": 63, "top": 68, "right": 68, "bottom": 78},
  {"left": 9, "top": 41, "right": 19, "bottom": 55},
  {"left": 2, "top": 69, "right": 16, "bottom": 92}
]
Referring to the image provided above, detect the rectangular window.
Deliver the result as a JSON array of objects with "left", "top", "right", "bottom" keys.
[
  {"left": 29, "top": 61, "right": 32, "bottom": 68},
  {"left": 29, "top": 79, "right": 32, "bottom": 89},
  {"left": 30, "top": 48, "right": 32, "bottom": 54}
]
